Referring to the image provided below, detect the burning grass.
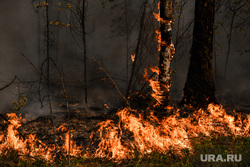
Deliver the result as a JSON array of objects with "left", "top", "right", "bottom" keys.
[
  {"left": 0, "top": 134, "right": 249, "bottom": 166},
  {"left": 0, "top": 113, "right": 83, "bottom": 163},
  {"left": 87, "top": 104, "right": 250, "bottom": 161}
]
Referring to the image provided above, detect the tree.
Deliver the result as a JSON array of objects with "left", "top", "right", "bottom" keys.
[
  {"left": 66, "top": 0, "right": 88, "bottom": 104},
  {"left": 181, "top": 0, "right": 216, "bottom": 107},
  {"left": 158, "top": 0, "right": 175, "bottom": 107},
  {"left": 222, "top": 0, "right": 249, "bottom": 79}
]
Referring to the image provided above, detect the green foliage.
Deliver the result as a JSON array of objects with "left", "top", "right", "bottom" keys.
[{"left": 0, "top": 149, "right": 48, "bottom": 167}]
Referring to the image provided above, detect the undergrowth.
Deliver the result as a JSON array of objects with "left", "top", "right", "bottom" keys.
[{"left": 0, "top": 135, "right": 249, "bottom": 167}]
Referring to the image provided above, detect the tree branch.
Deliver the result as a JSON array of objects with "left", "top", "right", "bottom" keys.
[{"left": 0, "top": 76, "right": 17, "bottom": 91}]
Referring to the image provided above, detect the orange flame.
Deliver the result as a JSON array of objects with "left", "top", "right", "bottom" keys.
[
  {"left": 144, "top": 66, "right": 165, "bottom": 106},
  {"left": 0, "top": 113, "right": 83, "bottom": 161},
  {"left": 104, "top": 104, "right": 109, "bottom": 109},
  {"left": 131, "top": 54, "right": 135, "bottom": 62},
  {"left": 61, "top": 131, "right": 82, "bottom": 156},
  {"left": 89, "top": 104, "right": 250, "bottom": 160}
]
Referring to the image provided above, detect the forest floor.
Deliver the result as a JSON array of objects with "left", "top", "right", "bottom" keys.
[{"left": 0, "top": 103, "right": 249, "bottom": 166}]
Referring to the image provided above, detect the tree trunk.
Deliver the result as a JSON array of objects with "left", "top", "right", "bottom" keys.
[
  {"left": 181, "top": 0, "right": 216, "bottom": 107},
  {"left": 81, "top": 0, "right": 87, "bottom": 104},
  {"left": 159, "top": 0, "right": 175, "bottom": 106}
]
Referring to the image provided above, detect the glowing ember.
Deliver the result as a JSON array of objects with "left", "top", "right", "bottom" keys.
[
  {"left": 131, "top": 54, "right": 136, "bottom": 62},
  {"left": 104, "top": 103, "right": 109, "bottom": 109}
]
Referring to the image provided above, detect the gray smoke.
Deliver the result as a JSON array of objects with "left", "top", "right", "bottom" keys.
[{"left": 0, "top": 0, "right": 249, "bottom": 119}]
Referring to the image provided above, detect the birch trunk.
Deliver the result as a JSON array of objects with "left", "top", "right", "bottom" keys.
[{"left": 159, "top": 0, "right": 175, "bottom": 106}]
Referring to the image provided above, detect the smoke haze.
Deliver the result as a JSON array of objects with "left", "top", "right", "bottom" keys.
[{"left": 0, "top": 0, "right": 249, "bottom": 118}]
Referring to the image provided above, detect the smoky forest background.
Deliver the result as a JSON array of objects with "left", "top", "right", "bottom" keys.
[
  {"left": 0, "top": 0, "right": 249, "bottom": 119},
  {"left": 0, "top": 0, "right": 250, "bottom": 166}
]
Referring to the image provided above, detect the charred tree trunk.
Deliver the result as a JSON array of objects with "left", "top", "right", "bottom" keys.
[
  {"left": 181, "top": 0, "right": 216, "bottom": 107},
  {"left": 159, "top": 0, "right": 175, "bottom": 106}
]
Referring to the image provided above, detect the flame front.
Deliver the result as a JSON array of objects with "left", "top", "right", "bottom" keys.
[
  {"left": 0, "top": 114, "right": 82, "bottom": 161},
  {"left": 89, "top": 104, "right": 250, "bottom": 160}
]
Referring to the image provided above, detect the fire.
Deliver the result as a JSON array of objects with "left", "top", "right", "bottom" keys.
[
  {"left": 0, "top": 113, "right": 54, "bottom": 160},
  {"left": 87, "top": 64, "right": 250, "bottom": 159},
  {"left": 61, "top": 131, "right": 82, "bottom": 156},
  {"left": 55, "top": 123, "right": 67, "bottom": 132},
  {"left": 0, "top": 114, "right": 83, "bottom": 161},
  {"left": 153, "top": 2, "right": 163, "bottom": 23},
  {"left": 104, "top": 103, "right": 109, "bottom": 109},
  {"left": 0, "top": 1, "right": 249, "bottom": 164},
  {"left": 1, "top": 100, "right": 249, "bottom": 162},
  {"left": 155, "top": 29, "right": 161, "bottom": 51},
  {"left": 131, "top": 54, "right": 135, "bottom": 62},
  {"left": 89, "top": 104, "right": 250, "bottom": 160},
  {"left": 153, "top": 12, "right": 163, "bottom": 23},
  {"left": 72, "top": 103, "right": 79, "bottom": 106},
  {"left": 144, "top": 66, "right": 166, "bottom": 106}
]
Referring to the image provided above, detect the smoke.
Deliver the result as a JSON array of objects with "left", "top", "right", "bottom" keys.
[{"left": 0, "top": 0, "right": 249, "bottom": 118}]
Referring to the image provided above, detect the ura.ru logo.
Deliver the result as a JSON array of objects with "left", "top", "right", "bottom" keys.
[{"left": 200, "top": 154, "right": 242, "bottom": 162}]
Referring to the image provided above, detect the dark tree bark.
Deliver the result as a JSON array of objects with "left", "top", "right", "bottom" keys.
[
  {"left": 81, "top": 0, "right": 87, "bottom": 105},
  {"left": 181, "top": 0, "right": 216, "bottom": 107},
  {"left": 159, "top": 0, "right": 175, "bottom": 106}
]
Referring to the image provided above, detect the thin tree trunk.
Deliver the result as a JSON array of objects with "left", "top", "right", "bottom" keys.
[
  {"left": 224, "top": 0, "right": 247, "bottom": 79},
  {"left": 46, "top": 0, "right": 50, "bottom": 91},
  {"left": 224, "top": 12, "right": 235, "bottom": 79},
  {"left": 124, "top": 0, "right": 129, "bottom": 86},
  {"left": 81, "top": 0, "right": 87, "bottom": 104},
  {"left": 37, "top": 11, "right": 41, "bottom": 68},
  {"left": 45, "top": 0, "right": 57, "bottom": 159},
  {"left": 158, "top": 0, "right": 175, "bottom": 106},
  {"left": 181, "top": 0, "right": 216, "bottom": 107},
  {"left": 126, "top": 1, "right": 147, "bottom": 99}
]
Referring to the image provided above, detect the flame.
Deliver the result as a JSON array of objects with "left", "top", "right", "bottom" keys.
[
  {"left": 61, "top": 131, "right": 82, "bottom": 156},
  {"left": 155, "top": 29, "right": 161, "bottom": 51},
  {"left": 153, "top": 12, "right": 163, "bottom": 23},
  {"left": 1, "top": 0, "right": 250, "bottom": 163},
  {"left": 87, "top": 64, "right": 250, "bottom": 159},
  {"left": 153, "top": 2, "right": 163, "bottom": 23},
  {"left": 0, "top": 114, "right": 83, "bottom": 161},
  {"left": 131, "top": 54, "right": 135, "bottom": 62},
  {"left": 89, "top": 104, "right": 250, "bottom": 160},
  {"left": 55, "top": 123, "right": 67, "bottom": 133},
  {"left": 73, "top": 103, "right": 79, "bottom": 106},
  {"left": 104, "top": 104, "right": 109, "bottom": 109},
  {"left": 144, "top": 66, "right": 166, "bottom": 106}
]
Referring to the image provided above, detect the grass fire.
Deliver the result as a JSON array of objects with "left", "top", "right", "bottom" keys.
[{"left": 0, "top": 0, "right": 250, "bottom": 166}]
